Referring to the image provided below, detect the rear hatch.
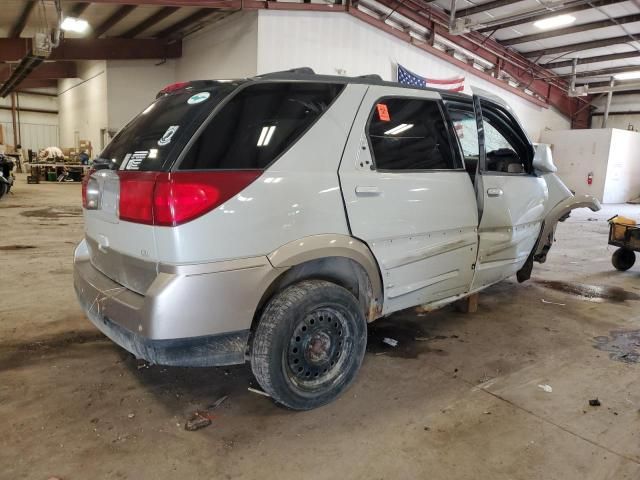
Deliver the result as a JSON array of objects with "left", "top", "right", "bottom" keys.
[{"left": 83, "top": 81, "right": 241, "bottom": 294}]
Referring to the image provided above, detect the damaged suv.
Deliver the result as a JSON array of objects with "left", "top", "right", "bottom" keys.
[{"left": 74, "top": 69, "right": 600, "bottom": 410}]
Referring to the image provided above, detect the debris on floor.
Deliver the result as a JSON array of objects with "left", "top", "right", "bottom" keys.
[
  {"left": 541, "top": 299, "right": 565, "bottom": 306},
  {"left": 208, "top": 395, "right": 228, "bottom": 410},
  {"left": 185, "top": 411, "right": 213, "bottom": 431},
  {"left": 184, "top": 395, "right": 228, "bottom": 431},
  {"left": 537, "top": 384, "right": 553, "bottom": 393},
  {"left": 248, "top": 387, "right": 271, "bottom": 398},
  {"left": 589, "top": 398, "right": 601, "bottom": 407},
  {"left": 127, "top": 413, "right": 135, "bottom": 419},
  {"left": 382, "top": 337, "right": 399, "bottom": 347}
]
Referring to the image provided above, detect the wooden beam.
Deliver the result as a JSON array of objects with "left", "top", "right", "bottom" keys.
[
  {"left": 69, "top": 2, "right": 91, "bottom": 16},
  {"left": 524, "top": 35, "right": 634, "bottom": 58},
  {"left": 154, "top": 8, "right": 220, "bottom": 38},
  {"left": 75, "top": 0, "right": 240, "bottom": 6},
  {"left": 0, "top": 38, "right": 182, "bottom": 61},
  {"left": 14, "top": 79, "right": 57, "bottom": 89},
  {"left": 15, "top": 90, "right": 58, "bottom": 97},
  {"left": 477, "top": 0, "right": 628, "bottom": 33},
  {"left": 121, "top": 7, "right": 179, "bottom": 38},
  {"left": 0, "top": 62, "right": 77, "bottom": 81},
  {"left": 91, "top": 5, "right": 138, "bottom": 37},
  {"left": 502, "top": 13, "right": 640, "bottom": 46},
  {"left": 0, "top": 105, "right": 58, "bottom": 115},
  {"left": 544, "top": 52, "right": 640, "bottom": 69},
  {"left": 10, "top": 0, "right": 37, "bottom": 38}
]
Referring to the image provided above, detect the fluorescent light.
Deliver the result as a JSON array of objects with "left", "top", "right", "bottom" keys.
[
  {"left": 61, "top": 16, "right": 89, "bottom": 33},
  {"left": 257, "top": 126, "right": 276, "bottom": 147},
  {"left": 614, "top": 71, "right": 640, "bottom": 81},
  {"left": 384, "top": 123, "right": 414, "bottom": 135},
  {"left": 533, "top": 14, "right": 575, "bottom": 30}
]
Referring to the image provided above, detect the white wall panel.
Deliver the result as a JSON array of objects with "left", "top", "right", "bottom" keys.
[
  {"left": 541, "top": 128, "right": 612, "bottom": 201},
  {"left": 603, "top": 129, "right": 640, "bottom": 203},
  {"left": 256, "top": 10, "right": 570, "bottom": 141},
  {"left": 58, "top": 60, "right": 108, "bottom": 153},
  {"left": 106, "top": 59, "right": 176, "bottom": 134},
  {"left": 541, "top": 128, "right": 640, "bottom": 203},
  {"left": 176, "top": 11, "right": 258, "bottom": 81}
]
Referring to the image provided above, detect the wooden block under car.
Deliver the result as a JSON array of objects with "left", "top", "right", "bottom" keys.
[{"left": 455, "top": 293, "right": 478, "bottom": 313}]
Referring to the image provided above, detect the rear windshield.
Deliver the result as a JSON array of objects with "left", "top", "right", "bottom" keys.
[
  {"left": 96, "top": 82, "right": 241, "bottom": 171},
  {"left": 178, "top": 82, "right": 344, "bottom": 170}
]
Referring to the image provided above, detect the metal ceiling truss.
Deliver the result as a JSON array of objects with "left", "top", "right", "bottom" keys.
[{"left": 11, "top": 0, "right": 640, "bottom": 125}]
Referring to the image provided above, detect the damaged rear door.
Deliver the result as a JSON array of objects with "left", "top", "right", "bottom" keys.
[{"left": 339, "top": 86, "right": 479, "bottom": 315}]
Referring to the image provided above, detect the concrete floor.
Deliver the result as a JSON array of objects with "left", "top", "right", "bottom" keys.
[{"left": 1, "top": 174, "right": 640, "bottom": 480}]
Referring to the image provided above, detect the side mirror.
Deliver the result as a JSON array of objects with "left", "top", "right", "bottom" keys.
[{"left": 532, "top": 143, "right": 557, "bottom": 173}]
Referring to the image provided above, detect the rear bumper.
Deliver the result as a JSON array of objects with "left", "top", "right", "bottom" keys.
[{"left": 73, "top": 239, "right": 279, "bottom": 366}]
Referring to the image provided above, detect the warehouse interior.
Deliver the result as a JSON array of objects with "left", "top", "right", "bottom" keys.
[{"left": 1, "top": 0, "right": 640, "bottom": 478}]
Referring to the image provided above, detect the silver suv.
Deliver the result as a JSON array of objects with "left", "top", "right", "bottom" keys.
[{"left": 74, "top": 69, "right": 600, "bottom": 410}]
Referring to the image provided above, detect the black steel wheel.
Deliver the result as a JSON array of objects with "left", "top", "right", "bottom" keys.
[
  {"left": 250, "top": 280, "right": 367, "bottom": 410},
  {"left": 612, "top": 248, "right": 636, "bottom": 271}
]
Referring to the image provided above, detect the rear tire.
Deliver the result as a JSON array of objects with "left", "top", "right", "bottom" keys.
[
  {"left": 612, "top": 248, "right": 636, "bottom": 271},
  {"left": 250, "top": 280, "right": 367, "bottom": 410}
]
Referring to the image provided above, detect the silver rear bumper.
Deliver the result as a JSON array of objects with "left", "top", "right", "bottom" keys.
[{"left": 73, "top": 239, "right": 279, "bottom": 366}]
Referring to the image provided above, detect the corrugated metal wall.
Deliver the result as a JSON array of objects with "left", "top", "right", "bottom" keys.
[{"left": 1, "top": 121, "right": 60, "bottom": 155}]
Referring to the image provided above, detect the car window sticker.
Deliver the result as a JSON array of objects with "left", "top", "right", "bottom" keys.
[
  {"left": 119, "top": 153, "right": 132, "bottom": 170},
  {"left": 158, "top": 125, "right": 179, "bottom": 146},
  {"left": 187, "top": 92, "right": 210, "bottom": 105},
  {"left": 376, "top": 103, "right": 391, "bottom": 122},
  {"left": 125, "top": 151, "right": 149, "bottom": 170}
]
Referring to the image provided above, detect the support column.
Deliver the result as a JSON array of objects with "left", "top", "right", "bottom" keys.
[{"left": 602, "top": 76, "right": 615, "bottom": 128}]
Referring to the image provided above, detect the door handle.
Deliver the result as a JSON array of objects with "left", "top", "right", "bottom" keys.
[
  {"left": 355, "top": 186, "right": 381, "bottom": 195},
  {"left": 487, "top": 188, "right": 503, "bottom": 197}
]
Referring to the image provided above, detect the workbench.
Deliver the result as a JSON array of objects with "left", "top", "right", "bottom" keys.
[{"left": 27, "top": 163, "right": 91, "bottom": 184}]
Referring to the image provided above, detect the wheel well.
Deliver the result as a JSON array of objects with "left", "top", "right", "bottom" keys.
[{"left": 250, "top": 256, "right": 380, "bottom": 333}]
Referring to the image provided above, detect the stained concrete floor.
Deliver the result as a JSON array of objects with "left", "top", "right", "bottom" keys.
[{"left": 1, "top": 174, "right": 640, "bottom": 480}]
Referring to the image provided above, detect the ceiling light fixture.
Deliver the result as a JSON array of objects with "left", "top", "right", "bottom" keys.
[
  {"left": 613, "top": 71, "right": 640, "bottom": 81},
  {"left": 61, "top": 17, "right": 89, "bottom": 34},
  {"left": 533, "top": 14, "right": 576, "bottom": 30}
]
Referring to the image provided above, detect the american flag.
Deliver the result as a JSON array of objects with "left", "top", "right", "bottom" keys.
[{"left": 397, "top": 64, "right": 465, "bottom": 92}]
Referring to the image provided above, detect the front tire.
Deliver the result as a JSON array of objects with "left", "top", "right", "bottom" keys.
[
  {"left": 250, "top": 280, "right": 367, "bottom": 410},
  {"left": 612, "top": 248, "right": 636, "bottom": 271}
]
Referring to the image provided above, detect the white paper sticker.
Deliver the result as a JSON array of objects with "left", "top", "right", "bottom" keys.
[
  {"left": 125, "top": 151, "right": 148, "bottom": 170},
  {"left": 119, "top": 153, "right": 132, "bottom": 170},
  {"left": 187, "top": 92, "right": 210, "bottom": 105},
  {"left": 158, "top": 125, "right": 179, "bottom": 146}
]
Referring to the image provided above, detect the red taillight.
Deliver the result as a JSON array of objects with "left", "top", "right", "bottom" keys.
[
  {"left": 118, "top": 171, "right": 262, "bottom": 227},
  {"left": 118, "top": 172, "right": 159, "bottom": 224},
  {"left": 81, "top": 168, "right": 95, "bottom": 208}
]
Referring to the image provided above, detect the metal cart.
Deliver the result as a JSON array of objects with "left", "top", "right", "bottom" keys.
[{"left": 608, "top": 215, "right": 639, "bottom": 271}]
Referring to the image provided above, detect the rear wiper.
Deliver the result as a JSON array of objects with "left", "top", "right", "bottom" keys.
[{"left": 93, "top": 158, "right": 115, "bottom": 170}]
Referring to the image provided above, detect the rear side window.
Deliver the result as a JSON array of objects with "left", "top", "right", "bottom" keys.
[
  {"left": 367, "top": 98, "right": 459, "bottom": 171},
  {"left": 179, "top": 82, "right": 344, "bottom": 170},
  {"left": 98, "top": 83, "right": 239, "bottom": 171}
]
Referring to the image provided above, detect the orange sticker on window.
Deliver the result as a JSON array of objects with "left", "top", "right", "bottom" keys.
[{"left": 376, "top": 103, "right": 390, "bottom": 122}]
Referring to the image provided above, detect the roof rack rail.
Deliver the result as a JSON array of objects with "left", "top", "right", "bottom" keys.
[
  {"left": 258, "top": 67, "right": 316, "bottom": 77},
  {"left": 356, "top": 74, "right": 383, "bottom": 81}
]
